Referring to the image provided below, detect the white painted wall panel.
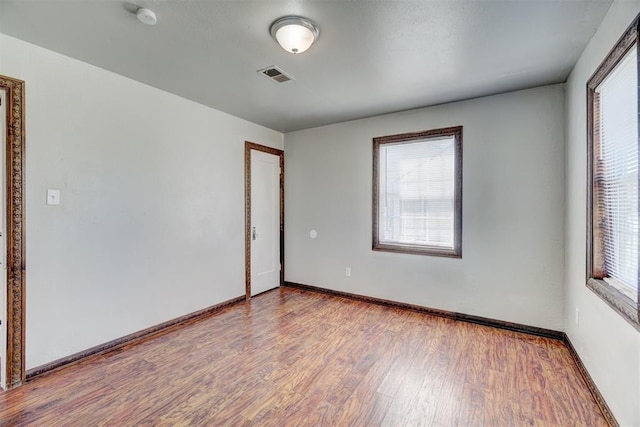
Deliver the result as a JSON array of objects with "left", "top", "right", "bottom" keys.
[
  {"left": 285, "top": 85, "right": 565, "bottom": 331},
  {"left": 564, "top": 1, "right": 640, "bottom": 425},
  {"left": 0, "top": 34, "right": 283, "bottom": 369}
]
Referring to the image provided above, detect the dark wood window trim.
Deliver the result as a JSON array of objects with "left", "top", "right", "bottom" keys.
[
  {"left": 0, "top": 74, "right": 27, "bottom": 388},
  {"left": 586, "top": 14, "right": 640, "bottom": 332},
  {"left": 372, "top": 126, "right": 462, "bottom": 258}
]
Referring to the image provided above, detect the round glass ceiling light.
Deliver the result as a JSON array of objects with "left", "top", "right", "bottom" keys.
[{"left": 270, "top": 16, "right": 319, "bottom": 54}]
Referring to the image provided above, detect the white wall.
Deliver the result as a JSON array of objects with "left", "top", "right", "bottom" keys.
[
  {"left": 565, "top": 1, "right": 640, "bottom": 425},
  {"left": 285, "top": 85, "right": 565, "bottom": 330},
  {"left": 0, "top": 35, "right": 283, "bottom": 369}
]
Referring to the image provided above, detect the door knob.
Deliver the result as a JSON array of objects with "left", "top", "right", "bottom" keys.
[{"left": 252, "top": 226, "right": 258, "bottom": 240}]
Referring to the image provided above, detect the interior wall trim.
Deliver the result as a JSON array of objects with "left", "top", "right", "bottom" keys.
[
  {"left": 563, "top": 335, "right": 618, "bottom": 427},
  {"left": 284, "top": 281, "right": 617, "bottom": 425},
  {"left": 0, "top": 74, "right": 26, "bottom": 389},
  {"left": 26, "top": 295, "right": 245, "bottom": 381},
  {"left": 284, "top": 281, "right": 563, "bottom": 339}
]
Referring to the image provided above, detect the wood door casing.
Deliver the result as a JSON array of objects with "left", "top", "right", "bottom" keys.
[
  {"left": 244, "top": 141, "right": 284, "bottom": 300},
  {"left": 0, "top": 74, "right": 26, "bottom": 389}
]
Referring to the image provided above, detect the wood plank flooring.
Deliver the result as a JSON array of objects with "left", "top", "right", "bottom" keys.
[{"left": 0, "top": 287, "right": 608, "bottom": 426}]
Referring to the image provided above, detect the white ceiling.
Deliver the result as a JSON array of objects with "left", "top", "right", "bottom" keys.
[{"left": 0, "top": 0, "right": 612, "bottom": 132}]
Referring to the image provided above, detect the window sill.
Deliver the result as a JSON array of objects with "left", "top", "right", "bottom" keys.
[
  {"left": 587, "top": 278, "right": 640, "bottom": 332},
  {"left": 373, "top": 242, "right": 461, "bottom": 258}
]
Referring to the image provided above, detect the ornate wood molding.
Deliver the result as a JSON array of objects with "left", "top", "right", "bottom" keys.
[
  {"left": 372, "top": 126, "right": 463, "bottom": 258},
  {"left": 586, "top": 14, "right": 640, "bottom": 331},
  {"left": 0, "top": 74, "right": 26, "bottom": 389}
]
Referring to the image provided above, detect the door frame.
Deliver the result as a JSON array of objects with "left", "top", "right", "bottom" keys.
[
  {"left": 244, "top": 141, "right": 284, "bottom": 300},
  {"left": 0, "top": 74, "right": 26, "bottom": 389}
]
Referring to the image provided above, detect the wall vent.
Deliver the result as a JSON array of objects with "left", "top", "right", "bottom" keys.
[{"left": 257, "top": 66, "right": 294, "bottom": 83}]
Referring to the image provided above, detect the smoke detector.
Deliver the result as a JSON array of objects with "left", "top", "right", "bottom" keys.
[{"left": 137, "top": 8, "right": 157, "bottom": 25}]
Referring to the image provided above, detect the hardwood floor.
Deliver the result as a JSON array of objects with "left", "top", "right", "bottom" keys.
[{"left": 0, "top": 287, "right": 608, "bottom": 426}]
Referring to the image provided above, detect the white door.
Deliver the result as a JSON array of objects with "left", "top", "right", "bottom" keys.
[{"left": 250, "top": 149, "right": 281, "bottom": 296}]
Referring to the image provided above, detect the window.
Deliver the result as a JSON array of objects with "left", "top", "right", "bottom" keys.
[
  {"left": 587, "top": 15, "right": 640, "bottom": 330},
  {"left": 373, "top": 126, "right": 462, "bottom": 258}
]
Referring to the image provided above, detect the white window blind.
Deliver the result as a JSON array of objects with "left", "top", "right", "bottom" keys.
[
  {"left": 379, "top": 136, "right": 455, "bottom": 249},
  {"left": 594, "top": 45, "right": 639, "bottom": 301}
]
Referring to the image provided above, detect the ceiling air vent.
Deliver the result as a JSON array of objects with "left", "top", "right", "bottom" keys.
[{"left": 257, "top": 65, "right": 294, "bottom": 83}]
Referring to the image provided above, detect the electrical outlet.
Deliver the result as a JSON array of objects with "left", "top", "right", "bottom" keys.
[
  {"left": 345, "top": 267, "right": 351, "bottom": 277},
  {"left": 575, "top": 307, "right": 580, "bottom": 325}
]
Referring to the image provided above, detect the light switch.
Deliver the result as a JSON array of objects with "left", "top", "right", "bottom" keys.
[{"left": 47, "top": 189, "right": 61, "bottom": 205}]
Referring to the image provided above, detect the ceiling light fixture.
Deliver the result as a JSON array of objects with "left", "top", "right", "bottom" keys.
[
  {"left": 136, "top": 8, "right": 157, "bottom": 25},
  {"left": 269, "top": 16, "right": 319, "bottom": 54}
]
